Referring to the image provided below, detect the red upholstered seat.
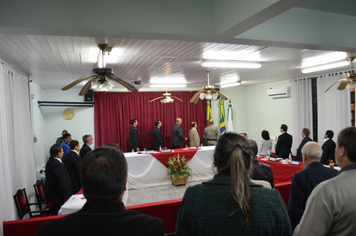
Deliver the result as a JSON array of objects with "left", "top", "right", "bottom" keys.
[{"left": 33, "top": 180, "right": 53, "bottom": 211}]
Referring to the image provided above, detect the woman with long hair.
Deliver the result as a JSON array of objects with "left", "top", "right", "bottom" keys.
[
  {"left": 259, "top": 130, "right": 273, "bottom": 156},
  {"left": 175, "top": 132, "right": 291, "bottom": 235}
]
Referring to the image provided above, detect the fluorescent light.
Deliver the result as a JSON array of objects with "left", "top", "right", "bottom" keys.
[
  {"left": 201, "top": 60, "right": 261, "bottom": 69},
  {"left": 301, "top": 61, "right": 349, "bottom": 73},
  {"left": 149, "top": 84, "right": 187, "bottom": 88},
  {"left": 220, "top": 82, "right": 241, "bottom": 88},
  {"left": 203, "top": 51, "right": 261, "bottom": 61},
  {"left": 302, "top": 52, "right": 347, "bottom": 67},
  {"left": 150, "top": 77, "right": 187, "bottom": 84}
]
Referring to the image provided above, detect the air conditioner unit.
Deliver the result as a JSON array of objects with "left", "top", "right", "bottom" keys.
[{"left": 267, "top": 87, "right": 291, "bottom": 98}]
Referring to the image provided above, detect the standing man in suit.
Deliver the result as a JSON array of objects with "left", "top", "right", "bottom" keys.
[
  {"left": 320, "top": 130, "right": 336, "bottom": 165},
  {"left": 61, "top": 132, "right": 72, "bottom": 156},
  {"left": 38, "top": 146, "right": 165, "bottom": 236},
  {"left": 172, "top": 118, "right": 187, "bottom": 149},
  {"left": 288, "top": 141, "right": 337, "bottom": 231},
  {"left": 152, "top": 120, "right": 164, "bottom": 150},
  {"left": 189, "top": 121, "right": 200, "bottom": 148},
  {"left": 129, "top": 118, "right": 140, "bottom": 152},
  {"left": 79, "top": 134, "right": 93, "bottom": 159},
  {"left": 203, "top": 119, "right": 220, "bottom": 146},
  {"left": 45, "top": 144, "right": 72, "bottom": 215},
  {"left": 296, "top": 128, "right": 312, "bottom": 161},
  {"left": 275, "top": 124, "right": 293, "bottom": 158},
  {"left": 63, "top": 140, "right": 82, "bottom": 195}
]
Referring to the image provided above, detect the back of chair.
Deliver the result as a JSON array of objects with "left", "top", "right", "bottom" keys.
[
  {"left": 33, "top": 180, "right": 47, "bottom": 210},
  {"left": 13, "top": 189, "right": 30, "bottom": 219},
  {"left": 146, "top": 131, "right": 154, "bottom": 150},
  {"left": 164, "top": 136, "right": 173, "bottom": 149}
]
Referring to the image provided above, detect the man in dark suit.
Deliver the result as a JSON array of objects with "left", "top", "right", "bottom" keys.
[
  {"left": 38, "top": 146, "right": 165, "bottom": 236},
  {"left": 45, "top": 144, "right": 72, "bottom": 215},
  {"left": 296, "top": 128, "right": 312, "bottom": 161},
  {"left": 288, "top": 141, "right": 337, "bottom": 231},
  {"left": 152, "top": 120, "right": 164, "bottom": 150},
  {"left": 129, "top": 118, "right": 141, "bottom": 152},
  {"left": 63, "top": 140, "right": 82, "bottom": 195},
  {"left": 79, "top": 134, "right": 93, "bottom": 159},
  {"left": 276, "top": 124, "right": 293, "bottom": 158},
  {"left": 320, "top": 130, "right": 336, "bottom": 165},
  {"left": 172, "top": 118, "right": 187, "bottom": 149}
]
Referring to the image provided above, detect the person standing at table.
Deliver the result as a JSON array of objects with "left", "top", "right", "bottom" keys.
[
  {"left": 189, "top": 121, "right": 200, "bottom": 148},
  {"left": 172, "top": 118, "right": 187, "bottom": 149},
  {"left": 288, "top": 141, "right": 337, "bottom": 231},
  {"left": 61, "top": 132, "right": 72, "bottom": 156},
  {"left": 320, "top": 130, "right": 336, "bottom": 165},
  {"left": 258, "top": 130, "right": 272, "bottom": 156},
  {"left": 38, "top": 146, "right": 165, "bottom": 236},
  {"left": 63, "top": 140, "right": 83, "bottom": 195},
  {"left": 129, "top": 118, "right": 140, "bottom": 152},
  {"left": 152, "top": 120, "right": 164, "bottom": 151},
  {"left": 275, "top": 124, "right": 293, "bottom": 158},
  {"left": 79, "top": 134, "right": 93, "bottom": 159},
  {"left": 295, "top": 128, "right": 312, "bottom": 162},
  {"left": 203, "top": 119, "right": 220, "bottom": 146}
]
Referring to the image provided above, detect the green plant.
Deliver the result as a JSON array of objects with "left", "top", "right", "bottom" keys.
[{"left": 167, "top": 154, "right": 193, "bottom": 182}]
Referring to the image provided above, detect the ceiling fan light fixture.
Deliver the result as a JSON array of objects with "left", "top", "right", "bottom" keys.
[
  {"left": 201, "top": 60, "right": 262, "bottom": 69},
  {"left": 205, "top": 94, "right": 213, "bottom": 100},
  {"left": 102, "top": 81, "right": 114, "bottom": 91},
  {"left": 301, "top": 61, "right": 349, "bottom": 73}
]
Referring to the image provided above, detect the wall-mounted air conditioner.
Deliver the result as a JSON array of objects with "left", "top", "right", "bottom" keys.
[{"left": 267, "top": 87, "right": 291, "bottom": 98}]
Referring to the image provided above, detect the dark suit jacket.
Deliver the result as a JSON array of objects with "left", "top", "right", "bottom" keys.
[
  {"left": 296, "top": 136, "right": 312, "bottom": 161},
  {"left": 250, "top": 158, "right": 274, "bottom": 188},
  {"left": 62, "top": 151, "right": 82, "bottom": 195},
  {"left": 287, "top": 162, "right": 337, "bottom": 230},
  {"left": 38, "top": 201, "right": 165, "bottom": 236},
  {"left": 320, "top": 139, "right": 336, "bottom": 165},
  {"left": 152, "top": 127, "right": 164, "bottom": 150},
  {"left": 129, "top": 126, "right": 141, "bottom": 150},
  {"left": 172, "top": 123, "right": 185, "bottom": 148},
  {"left": 79, "top": 144, "right": 92, "bottom": 159},
  {"left": 45, "top": 157, "right": 72, "bottom": 205},
  {"left": 276, "top": 132, "right": 293, "bottom": 158}
]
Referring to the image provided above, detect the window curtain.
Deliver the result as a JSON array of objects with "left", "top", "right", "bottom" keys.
[
  {"left": 317, "top": 73, "right": 351, "bottom": 147},
  {"left": 0, "top": 65, "right": 36, "bottom": 227},
  {"left": 94, "top": 91, "right": 207, "bottom": 151},
  {"left": 291, "top": 78, "right": 313, "bottom": 156}
]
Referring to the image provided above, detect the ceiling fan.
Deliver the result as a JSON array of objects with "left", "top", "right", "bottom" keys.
[
  {"left": 189, "top": 70, "right": 228, "bottom": 104},
  {"left": 149, "top": 88, "right": 183, "bottom": 103},
  {"left": 325, "top": 57, "right": 356, "bottom": 93},
  {"left": 61, "top": 44, "right": 138, "bottom": 95}
]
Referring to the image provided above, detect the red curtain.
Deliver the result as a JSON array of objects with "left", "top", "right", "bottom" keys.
[{"left": 94, "top": 91, "right": 207, "bottom": 152}]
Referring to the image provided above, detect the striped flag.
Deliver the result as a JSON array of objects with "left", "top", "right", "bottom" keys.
[
  {"left": 227, "top": 100, "right": 234, "bottom": 132},
  {"left": 219, "top": 99, "right": 226, "bottom": 134},
  {"left": 206, "top": 100, "right": 213, "bottom": 126}
]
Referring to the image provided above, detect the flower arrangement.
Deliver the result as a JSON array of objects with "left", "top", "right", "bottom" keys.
[
  {"left": 329, "top": 160, "right": 335, "bottom": 168},
  {"left": 167, "top": 154, "right": 193, "bottom": 182}
]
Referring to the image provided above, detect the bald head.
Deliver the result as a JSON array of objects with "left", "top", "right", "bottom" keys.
[
  {"left": 302, "top": 141, "right": 322, "bottom": 160},
  {"left": 209, "top": 119, "right": 214, "bottom": 124},
  {"left": 176, "top": 118, "right": 182, "bottom": 125}
]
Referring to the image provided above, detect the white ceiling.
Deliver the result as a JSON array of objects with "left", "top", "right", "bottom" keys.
[{"left": 0, "top": 0, "right": 356, "bottom": 91}]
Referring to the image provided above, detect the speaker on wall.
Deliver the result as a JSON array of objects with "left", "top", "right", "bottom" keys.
[{"left": 84, "top": 89, "right": 94, "bottom": 102}]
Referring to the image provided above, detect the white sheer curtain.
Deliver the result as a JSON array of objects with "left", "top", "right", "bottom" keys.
[
  {"left": 291, "top": 78, "right": 313, "bottom": 156},
  {"left": 317, "top": 73, "right": 351, "bottom": 147},
  {"left": 0, "top": 65, "right": 36, "bottom": 229}
]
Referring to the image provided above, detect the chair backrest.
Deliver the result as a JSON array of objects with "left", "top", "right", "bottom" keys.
[
  {"left": 146, "top": 131, "right": 154, "bottom": 150},
  {"left": 164, "top": 136, "right": 173, "bottom": 149},
  {"left": 33, "top": 180, "right": 46, "bottom": 203},
  {"left": 13, "top": 189, "right": 30, "bottom": 219},
  {"left": 126, "top": 140, "right": 130, "bottom": 152}
]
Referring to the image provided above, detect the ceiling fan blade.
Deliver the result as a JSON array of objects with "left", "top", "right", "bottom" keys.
[
  {"left": 337, "top": 79, "right": 351, "bottom": 90},
  {"left": 62, "top": 75, "right": 97, "bottom": 91},
  {"left": 190, "top": 90, "right": 205, "bottom": 103},
  {"left": 109, "top": 75, "right": 138, "bottom": 92},
  {"left": 324, "top": 79, "right": 348, "bottom": 93},
  {"left": 171, "top": 96, "right": 184, "bottom": 102},
  {"left": 149, "top": 96, "right": 164, "bottom": 102},
  {"left": 212, "top": 90, "right": 228, "bottom": 100},
  {"left": 79, "top": 78, "right": 98, "bottom": 96}
]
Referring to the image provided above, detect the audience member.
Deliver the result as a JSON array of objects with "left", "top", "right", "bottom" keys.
[
  {"left": 276, "top": 124, "right": 293, "bottom": 158},
  {"left": 129, "top": 118, "right": 141, "bottom": 152},
  {"left": 203, "top": 119, "right": 220, "bottom": 146},
  {"left": 61, "top": 132, "right": 72, "bottom": 156},
  {"left": 288, "top": 141, "right": 337, "bottom": 231},
  {"left": 38, "top": 146, "right": 165, "bottom": 236},
  {"left": 320, "top": 130, "right": 336, "bottom": 165},
  {"left": 295, "top": 128, "right": 312, "bottom": 161},
  {"left": 172, "top": 118, "right": 187, "bottom": 149},
  {"left": 189, "top": 121, "right": 200, "bottom": 148},
  {"left": 63, "top": 140, "right": 83, "bottom": 195},
  {"left": 175, "top": 132, "right": 291, "bottom": 235},
  {"left": 55, "top": 130, "right": 67, "bottom": 145},
  {"left": 45, "top": 144, "right": 71, "bottom": 215},
  {"left": 258, "top": 130, "right": 272, "bottom": 156},
  {"left": 294, "top": 127, "right": 356, "bottom": 235},
  {"left": 79, "top": 134, "right": 93, "bottom": 159},
  {"left": 152, "top": 120, "right": 164, "bottom": 150}
]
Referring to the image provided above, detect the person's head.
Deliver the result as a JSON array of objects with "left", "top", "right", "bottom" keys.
[
  {"left": 82, "top": 134, "right": 93, "bottom": 145},
  {"left": 325, "top": 130, "right": 334, "bottom": 139},
  {"left": 63, "top": 133, "right": 72, "bottom": 143},
  {"left": 213, "top": 132, "right": 252, "bottom": 225},
  {"left": 335, "top": 127, "right": 356, "bottom": 168},
  {"left": 154, "top": 120, "right": 162, "bottom": 127},
  {"left": 70, "top": 140, "right": 80, "bottom": 151},
  {"left": 261, "top": 130, "right": 270, "bottom": 140},
  {"left": 280, "top": 124, "right": 288, "bottom": 132},
  {"left": 130, "top": 119, "right": 138, "bottom": 126},
  {"left": 191, "top": 121, "right": 197, "bottom": 128},
  {"left": 176, "top": 118, "right": 182, "bottom": 125},
  {"left": 81, "top": 146, "right": 128, "bottom": 201},
  {"left": 302, "top": 128, "right": 310, "bottom": 137},
  {"left": 50, "top": 144, "right": 63, "bottom": 159},
  {"left": 248, "top": 140, "right": 258, "bottom": 157},
  {"left": 209, "top": 119, "right": 214, "bottom": 125},
  {"left": 62, "top": 130, "right": 68, "bottom": 136},
  {"left": 301, "top": 141, "right": 322, "bottom": 166}
]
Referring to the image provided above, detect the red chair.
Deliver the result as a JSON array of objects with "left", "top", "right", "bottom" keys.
[
  {"left": 13, "top": 188, "right": 51, "bottom": 219},
  {"left": 146, "top": 131, "right": 154, "bottom": 150},
  {"left": 164, "top": 136, "right": 173, "bottom": 149},
  {"left": 33, "top": 180, "right": 53, "bottom": 211}
]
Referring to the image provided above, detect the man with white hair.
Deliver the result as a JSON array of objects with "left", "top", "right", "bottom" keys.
[{"left": 287, "top": 141, "right": 337, "bottom": 231}]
